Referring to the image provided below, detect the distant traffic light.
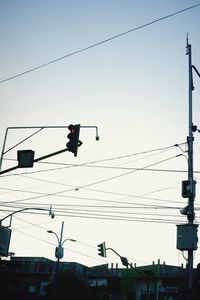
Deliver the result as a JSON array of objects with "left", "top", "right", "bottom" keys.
[
  {"left": 97, "top": 241, "right": 106, "bottom": 257},
  {"left": 66, "top": 124, "right": 82, "bottom": 157}
]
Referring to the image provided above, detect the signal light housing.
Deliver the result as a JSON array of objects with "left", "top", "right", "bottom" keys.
[
  {"left": 97, "top": 241, "right": 106, "bottom": 257},
  {"left": 66, "top": 124, "right": 81, "bottom": 157},
  {"left": 121, "top": 256, "right": 129, "bottom": 267}
]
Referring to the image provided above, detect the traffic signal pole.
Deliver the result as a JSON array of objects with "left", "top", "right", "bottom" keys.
[{"left": 0, "top": 124, "right": 99, "bottom": 175}]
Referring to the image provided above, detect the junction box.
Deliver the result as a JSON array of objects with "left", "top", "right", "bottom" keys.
[{"left": 176, "top": 224, "right": 198, "bottom": 251}]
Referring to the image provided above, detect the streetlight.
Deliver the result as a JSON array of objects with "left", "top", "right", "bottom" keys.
[
  {"left": 47, "top": 221, "right": 76, "bottom": 262},
  {"left": 0, "top": 205, "right": 55, "bottom": 228},
  {"left": 0, "top": 206, "right": 55, "bottom": 257},
  {"left": 47, "top": 221, "right": 76, "bottom": 297}
]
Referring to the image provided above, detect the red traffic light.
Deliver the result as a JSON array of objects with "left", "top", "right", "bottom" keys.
[{"left": 66, "top": 124, "right": 81, "bottom": 157}]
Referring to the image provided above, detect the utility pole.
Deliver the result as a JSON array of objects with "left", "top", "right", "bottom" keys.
[
  {"left": 177, "top": 38, "right": 200, "bottom": 300},
  {"left": 186, "top": 37, "right": 195, "bottom": 299}
]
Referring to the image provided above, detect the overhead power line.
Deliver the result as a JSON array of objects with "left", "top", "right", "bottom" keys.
[
  {"left": 0, "top": 153, "right": 183, "bottom": 205},
  {"left": 12, "top": 222, "right": 101, "bottom": 262},
  {"left": 1, "top": 142, "right": 185, "bottom": 177},
  {"left": 0, "top": 4, "right": 200, "bottom": 84},
  {"left": 0, "top": 204, "right": 188, "bottom": 225}
]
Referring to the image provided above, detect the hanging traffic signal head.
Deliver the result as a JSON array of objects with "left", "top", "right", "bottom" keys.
[
  {"left": 97, "top": 241, "right": 106, "bottom": 257},
  {"left": 66, "top": 124, "right": 81, "bottom": 157},
  {"left": 121, "top": 256, "right": 129, "bottom": 267}
]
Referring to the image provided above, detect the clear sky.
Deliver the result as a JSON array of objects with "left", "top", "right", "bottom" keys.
[{"left": 1, "top": 1, "right": 200, "bottom": 268}]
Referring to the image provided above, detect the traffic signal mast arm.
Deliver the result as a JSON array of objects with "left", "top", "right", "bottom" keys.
[
  {"left": 97, "top": 242, "right": 131, "bottom": 268},
  {"left": 0, "top": 147, "right": 69, "bottom": 175},
  {"left": 0, "top": 124, "right": 99, "bottom": 175},
  {"left": 106, "top": 247, "right": 130, "bottom": 268}
]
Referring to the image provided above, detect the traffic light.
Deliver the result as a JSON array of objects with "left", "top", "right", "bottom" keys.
[
  {"left": 97, "top": 241, "right": 106, "bottom": 257},
  {"left": 66, "top": 124, "right": 81, "bottom": 157}
]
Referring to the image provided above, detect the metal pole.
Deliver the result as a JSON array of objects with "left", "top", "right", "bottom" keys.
[
  {"left": 54, "top": 221, "right": 64, "bottom": 298},
  {"left": 0, "top": 128, "right": 9, "bottom": 171},
  {"left": 106, "top": 247, "right": 150, "bottom": 299},
  {"left": 59, "top": 221, "right": 64, "bottom": 249},
  {"left": 186, "top": 38, "right": 195, "bottom": 300},
  {"left": 0, "top": 124, "right": 99, "bottom": 175},
  {"left": 0, "top": 126, "right": 68, "bottom": 171},
  {"left": 0, "top": 206, "right": 54, "bottom": 227}
]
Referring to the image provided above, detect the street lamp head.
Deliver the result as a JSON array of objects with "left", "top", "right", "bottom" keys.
[
  {"left": 61, "top": 238, "right": 77, "bottom": 246},
  {"left": 47, "top": 230, "right": 54, "bottom": 234}
]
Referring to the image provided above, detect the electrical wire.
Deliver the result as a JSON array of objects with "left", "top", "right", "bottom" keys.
[
  {"left": 2, "top": 193, "right": 198, "bottom": 224},
  {"left": 0, "top": 4, "right": 200, "bottom": 84},
  {"left": 1, "top": 206, "right": 187, "bottom": 225},
  {"left": 1, "top": 143, "right": 184, "bottom": 177},
  {"left": 0, "top": 162, "right": 193, "bottom": 178},
  {"left": 0, "top": 192, "right": 185, "bottom": 211},
  {"left": 11, "top": 224, "right": 102, "bottom": 262},
  {"left": 1, "top": 143, "right": 197, "bottom": 231},
  {"left": 6, "top": 212, "right": 181, "bottom": 264},
  {"left": 0, "top": 153, "right": 184, "bottom": 205}
]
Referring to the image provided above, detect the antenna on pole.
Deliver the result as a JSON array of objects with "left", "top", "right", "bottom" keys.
[{"left": 186, "top": 32, "right": 188, "bottom": 48}]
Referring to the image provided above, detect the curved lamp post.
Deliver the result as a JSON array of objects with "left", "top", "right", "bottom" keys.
[
  {"left": 0, "top": 206, "right": 55, "bottom": 257},
  {"left": 47, "top": 221, "right": 76, "bottom": 298},
  {"left": 0, "top": 205, "right": 55, "bottom": 228},
  {"left": 47, "top": 221, "right": 76, "bottom": 262}
]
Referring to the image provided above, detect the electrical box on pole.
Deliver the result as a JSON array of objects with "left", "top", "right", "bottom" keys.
[
  {"left": 0, "top": 226, "right": 12, "bottom": 256},
  {"left": 176, "top": 224, "right": 198, "bottom": 251}
]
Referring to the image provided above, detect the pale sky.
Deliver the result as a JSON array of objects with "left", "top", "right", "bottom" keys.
[{"left": 1, "top": 1, "right": 200, "bottom": 268}]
